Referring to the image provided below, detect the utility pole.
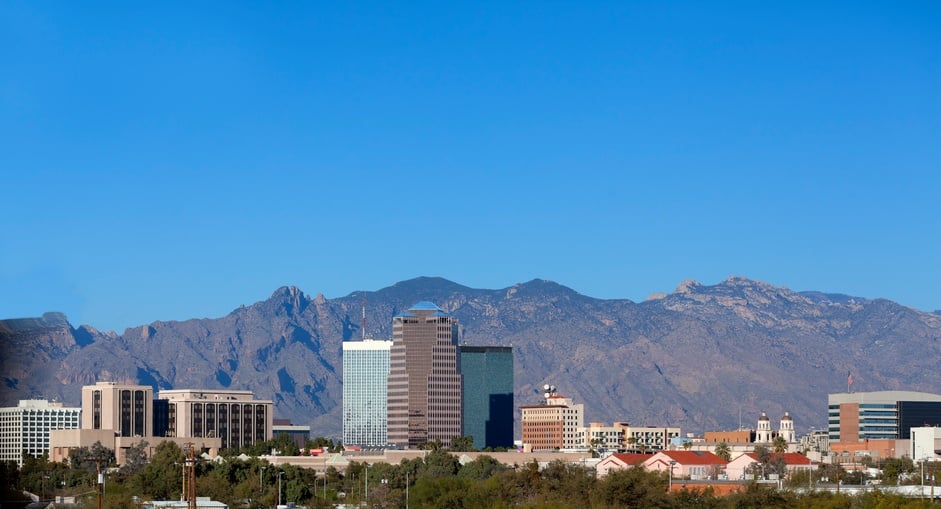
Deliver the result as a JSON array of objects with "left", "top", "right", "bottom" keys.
[
  {"left": 97, "top": 455, "right": 103, "bottom": 509},
  {"left": 182, "top": 443, "right": 196, "bottom": 509}
]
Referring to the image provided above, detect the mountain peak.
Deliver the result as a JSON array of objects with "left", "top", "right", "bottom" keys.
[{"left": 674, "top": 279, "right": 702, "bottom": 294}]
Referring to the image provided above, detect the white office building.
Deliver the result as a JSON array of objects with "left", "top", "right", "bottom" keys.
[
  {"left": 1, "top": 400, "right": 81, "bottom": 466},
  {"left": 343, "top": 338, "right": 392, "bottom": 447}
]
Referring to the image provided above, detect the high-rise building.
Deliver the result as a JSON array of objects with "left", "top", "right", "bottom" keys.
[
  {"left": 82, "top": 381, "right": 153, "bottom": 437},
  {"left": 343, "top": 338, "right": 392, "bottom": 447},
  {"left": 387, "top": 302, "right": 462, "bottom": 448},
  {"left": 459, "top": 345, "right": 514, "bottom": 450},
  {"left": 157, "top": 389, "right": 273, "bottom": 449},
  {"left": 0, "top": 400, "right": 81, "bottom": 466}
]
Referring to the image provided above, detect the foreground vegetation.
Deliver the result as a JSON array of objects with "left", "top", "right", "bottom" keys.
[{"left": 3, "top": 436, "right": 939, "bottom": 509}]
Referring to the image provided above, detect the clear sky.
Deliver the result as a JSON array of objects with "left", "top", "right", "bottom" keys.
[{"left": 2, "top": 2, "right": 939, "bottom": 333}]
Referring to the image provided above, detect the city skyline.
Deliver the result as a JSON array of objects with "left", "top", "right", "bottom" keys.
[{"left": 1, "top": 2, "right": 938, "bottom": 333}]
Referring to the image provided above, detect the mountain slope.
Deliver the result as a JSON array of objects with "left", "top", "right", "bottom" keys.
[{"left": 2, "top": 277, "right": 939, "bottom": 437}]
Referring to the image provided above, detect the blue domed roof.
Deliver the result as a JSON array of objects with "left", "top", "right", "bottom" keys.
[{"left": 409, "top": 301, "right": 441, "bottom": 311}]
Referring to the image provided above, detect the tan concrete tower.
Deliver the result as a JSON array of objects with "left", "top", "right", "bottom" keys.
[{"left": 387, "top": 302, "right": 462, "bottom": 448}]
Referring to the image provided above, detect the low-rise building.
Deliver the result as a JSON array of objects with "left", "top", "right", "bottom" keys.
[
  {"left": 619, "top": 424, "right": 681, "bottom": 453},
  {"left": 643, "top": 451, "right": 727, "bottom": 480},
  {"left": 725, "top": 452, "right": 812, "bottom": 480},
  {"left": 596, "top": 453, "right": 653, "bottom": 476}
]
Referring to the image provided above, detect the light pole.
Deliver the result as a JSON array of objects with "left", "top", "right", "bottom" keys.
[
  {"left": 278, "top": 471, "right": 284, "bottom": 507},
  {"left": 668, "top": 460, "right": 677, "bottom": 492},
  {"left": 364, "top": 465, "right": 369, "bottom": 506},
  {"left": 405, "top": 470, "right": 409, "bottom": 509},
  {"left": 260, "top": 466, "right": 266, "bottom": 497}
]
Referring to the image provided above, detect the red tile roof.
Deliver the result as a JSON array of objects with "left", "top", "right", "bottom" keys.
[
  {"left": 608, "top": 453, "right": 653, "bottom": 465},
  {"left": 656, "top": 450, "right": 728, "bottom": 465},
  {"left": 742, "top": 452, "right": 811, "bottom": 465}
]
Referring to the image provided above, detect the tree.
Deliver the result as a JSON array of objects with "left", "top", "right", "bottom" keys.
[
  {"left": 270, "top": 434, "right": 301, "bottom": 456},
  {"left": 457, "top": 455, "right": 507, "bottom": 480},
  {"left": 418, "top": 438, "right": 442, "bottom": 451},
  {"left": 448, "top": 435, "right": 475, "bottom": 452},
  {"left": 714, "top": 442, "right": 732, "bottom": 462},
  {"left": 772, "top": 436, "right": 788, "bottom": 454},
  {"left": 68, "top": 441, "right": 115, "bottom": 473},
  {"left": 626, "top": 436, "right": 638, "bottom": 453},
  {"left": 591, "top": 466, "right": 668, "bottom": 508},
  {"left": 419, "top": 450, "right": 459, "bottom": 479},
  {"left": 589, "top": 438, "right": 605, "bottom": 458},
  {"left": 120, "top": 440, "right": 149, "bottom": 475}
]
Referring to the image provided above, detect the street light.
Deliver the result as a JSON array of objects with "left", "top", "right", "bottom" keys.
[
  {"left": 405, "top": 470, "right": 409, "bottom": 509},
  {"left": 668, "top": 460, "right": 677, "bottom": 492},
  {"left": 278, "top": 471, "right": 284, "bottom": 507}
]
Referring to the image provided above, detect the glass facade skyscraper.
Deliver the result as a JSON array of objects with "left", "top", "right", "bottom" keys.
[
  {"left": 460, "top": 346, "right": 514, "bottom": 450},
  {"left": 342, "top": 338, "right": 392, "bottom": 447}
]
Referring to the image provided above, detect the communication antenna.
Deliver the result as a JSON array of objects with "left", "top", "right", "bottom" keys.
[
  {"left": 543, "top": 383, "right": 557, "bottom": 404},
  {"left": 361, "top": 295, "right": 366, "bottom": 340}
]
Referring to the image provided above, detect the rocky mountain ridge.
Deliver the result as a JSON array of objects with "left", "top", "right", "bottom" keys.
[{"left": 2, "top": 276, "right": 939, "bottom": 437}]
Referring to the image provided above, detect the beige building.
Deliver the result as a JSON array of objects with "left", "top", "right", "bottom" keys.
[
  {"left": 158, "top": 389, "right": 273, "bottom": 449},
  {"left": 578, "top": 422, "right": 623, "bottom": 451},
  {"left": 52, "top": 383, "right": 275, "bottom": 465},
  {"left": 82, "top": 382, "right": 153, "bottom": 437},
  {"left": 387, "top": 302, "right": 462, "bottom": 448},
  {"left": 520, "top": 389, "right": 584, "bottom": 451},
  {"left": 50, "top": 430, "right": 220, "bottom": 465},
  {"left": 619, "top": 423, "right": 680, "bottom": 453}
]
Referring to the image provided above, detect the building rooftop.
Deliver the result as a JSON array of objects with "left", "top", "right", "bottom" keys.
[{"left": 410, "top": 301, "right": 442, "bottom": 311}]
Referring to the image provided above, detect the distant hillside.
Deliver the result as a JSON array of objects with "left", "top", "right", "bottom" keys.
[{"left": 2, "top": 276, "right": 940, "bottom": 438}]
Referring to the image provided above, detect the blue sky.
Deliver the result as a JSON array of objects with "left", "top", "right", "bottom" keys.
[{"left": 2, "top": 2, "right": 939, "bottom": 332}]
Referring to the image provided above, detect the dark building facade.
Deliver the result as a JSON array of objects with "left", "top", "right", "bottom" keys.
[
  {"left": 459, "top": 345, "right": 514, "bottom": 450},
  {"left": 387, "top": 302, "right": 463, "bottom": 448}
]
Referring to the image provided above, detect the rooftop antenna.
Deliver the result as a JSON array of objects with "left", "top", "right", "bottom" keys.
[{"left": 361, "top": 295, "right": 366, "bottom": 340}]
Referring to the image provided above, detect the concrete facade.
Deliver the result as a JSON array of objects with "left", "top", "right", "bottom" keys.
[
  {"left": 0, "top": 400, "right": 81, "bottom": 466},
  {"left": 158, "top": 389, "right": 273, "bottom": 449},
  {"left": 520, "top": 393, "right": 584, "bottom": 451},
  {"left": 387, "top": 302, "right": 462, "bottom": 448},
  {"left": 82, "top": 382, "right": 153, "bottom": 438}
]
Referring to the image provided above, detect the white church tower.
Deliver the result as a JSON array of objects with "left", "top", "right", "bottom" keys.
[
  {"left": 778, "top": 411, "right": 796, "bottom": 443},
  {"left": 756, "top": 411, "right": 772, "bottom": 443}
]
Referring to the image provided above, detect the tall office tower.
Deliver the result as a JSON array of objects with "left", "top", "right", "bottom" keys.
[
  {"left": 0, "top": 400, "right": 81, "bottom": 466},
  {"left": 343, "top": 338, "right": 392, "bottom": 447},
  {"left": 387, "top": 302, "right": 462, "bottom": 448},
  {"left": 459, "top": 345, "right": 514, "bottom": 450},
  {"left": 82, "top": 381, "right": 154, "bottom": 437}
]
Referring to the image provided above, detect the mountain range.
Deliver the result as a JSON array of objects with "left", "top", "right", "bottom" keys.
[{"left": 2, "top": 276, "right": 940, "bottom": 438}]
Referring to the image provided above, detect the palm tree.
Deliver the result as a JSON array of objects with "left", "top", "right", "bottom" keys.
[
  {"left": 626, "top": 437, "right": 637, "bottom": 453},
  {"left": 715, "top": 442, "right": 731, "bottom": 462},
  {"left": 772, "top": 436, "right": 788, "bottom": 454}
]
